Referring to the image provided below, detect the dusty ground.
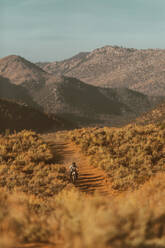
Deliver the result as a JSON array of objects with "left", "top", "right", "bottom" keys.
[{"left": 43, "top": 132, "right": 116, "bottom": 196}]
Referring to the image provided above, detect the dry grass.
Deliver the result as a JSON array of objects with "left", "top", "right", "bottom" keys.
[
  {"left": 0, "top": 190, "right": 52, "bottom": 247},
  {"left": 0, "top": 130, "right": 68, "bottom": 198},
  {"left": 1, "top": 129, "right": 165, "bottom": 247},
  {"left": 68, "top": 123, "right": 165, "bottom": 190},
  {"left": 1, "top": 174, "right": 165, "bottom": 248},
  {"left": 52, "top": 176, "right": 165, "bottom": 248}
]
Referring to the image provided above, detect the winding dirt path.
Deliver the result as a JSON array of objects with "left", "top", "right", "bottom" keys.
[{"left": 43, "top": 132, "right": 116, "bottom": 196}]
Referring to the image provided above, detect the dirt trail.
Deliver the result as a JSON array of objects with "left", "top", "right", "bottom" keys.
[
  {"left": 15, "top": 244, "right": 58, "bottom": 248},
  {"left": 44, "top": 133, "right": 116, "bottom": 196}
]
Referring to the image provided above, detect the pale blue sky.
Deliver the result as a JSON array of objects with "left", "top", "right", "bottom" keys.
[{"left": 1, "top": 0, "right": 165, "bottom": 61}]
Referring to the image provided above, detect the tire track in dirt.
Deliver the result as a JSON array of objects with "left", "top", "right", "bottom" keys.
[
  {"left": 45, "top": 134, "right": 116, "bottom": 196},
  {"left": 15, "top": 243, "right": 58, "bottom": 248}
]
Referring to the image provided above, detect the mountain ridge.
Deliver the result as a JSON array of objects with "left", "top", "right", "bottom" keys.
[
  {"left": 36, "top": 45, "right": 165, "bottom": 96},
  {"left": 31, "top": 76, "right": 164, "bottom": 127},
  {"left": 0, "top": 54, "right": 62, "bottom": 90}
]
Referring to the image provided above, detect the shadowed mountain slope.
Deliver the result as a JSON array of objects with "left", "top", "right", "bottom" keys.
[
  {"left": 0, "top": 75, "right": 41, "bottom": 109},
  {"left": 30, "top": 76, "right": 163, "bottom": 126},
  {"left": 0, "top": 98, "right": 68, "bottom": 133},
  {"left": 37, "top": 46, "right": 165, "bottom": 96}
]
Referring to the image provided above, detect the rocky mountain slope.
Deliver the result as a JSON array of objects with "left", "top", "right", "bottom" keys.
[
  {"left": 31, "top": 76, "right": 163, "bottom": 126},
  {"left": 0, "top": 55, "right": 61, "bottom": 94},
  {"left": 37, "top": 46, "right": 165, "bottom": 96},
  {"left": 36, "top": 52, "right": 89, "bottom": 77},
  {"left": 0, "top": 55, "right": 47, "bottom": 85}
]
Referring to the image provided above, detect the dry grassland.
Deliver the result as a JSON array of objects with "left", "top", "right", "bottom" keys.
[
  {"left": 1, "top": 127, "right": 165, "bottom": 248},
  {"left": 68, "top": 122, "right": 165, "bottom": 190}
]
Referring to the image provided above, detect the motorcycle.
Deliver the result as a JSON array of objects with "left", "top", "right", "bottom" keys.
[{"left": 70, "top": 169, "right": 78, "bottom": 184}]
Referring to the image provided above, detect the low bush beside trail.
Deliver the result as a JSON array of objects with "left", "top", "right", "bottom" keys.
[
  {"left": 0, "top": 130, "right": 68, "bottom": 198},
  {"left": 1, "top": 174, "right": 165, "bottom": 248},
  {"left": 68, "top": 122, "right": 165, "bottom": 190}
]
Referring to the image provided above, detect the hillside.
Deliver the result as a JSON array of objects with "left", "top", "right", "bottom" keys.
[
  {"left": 0, "top": 75, "right": 41, "bottom": 109},
  {"left": 0, "top": 55, "right": 47, "bottom": 85},
  {"left": 0, "top": 98, "right": 66, "bottom": 132},
  {"left": 135, "top": 101, "right": 165, "bottom": 126},
  {"left": 31, "top": 76, "right": 163, "bottom": 126},
  {"left": 68, "top": 121, "right": 165, "bottom": 191},
  {"left": 0, "top": 55, "right": 60, "bottom": 93},
  {"left": 37, "top": 46, "right": 165, "bottom": 96},
  {"left": 36, "top": 52, "right": 90, "bottom": 77}
]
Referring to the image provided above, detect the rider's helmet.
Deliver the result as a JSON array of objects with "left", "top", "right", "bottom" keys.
[{"left": 72, "top": 162, "right": 76, "bottom": 166}]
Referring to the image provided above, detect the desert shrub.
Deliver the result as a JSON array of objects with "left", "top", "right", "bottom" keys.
[
  {"left": 1, "top": 174, "right": 165, "bottom": 248},
  {"left": 0, "top": 189, "right": 54, "bottom": 247},
  {"left": 0, "top": 130, "right": 68, "bottom": 198},
  {"left": 68, "top": 124, "right": 165, "bottom": 190},
  {"left": 50, "top": 175, "right": 165, "bottom": 248}
]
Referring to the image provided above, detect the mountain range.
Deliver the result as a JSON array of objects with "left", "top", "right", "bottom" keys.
[
  {"left": 37, "top": 46, "right": 165, "bottom": 96},
  {"left": 0, "top": 50, "right": 165, "bottom": 128},
  {"left": 32, "top": 76, "right": 163, "bottom": 126}
]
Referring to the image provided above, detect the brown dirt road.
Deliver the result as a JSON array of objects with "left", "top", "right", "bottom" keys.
[
  {"left": 15, "top": 244, "right": 58, "bottom": 248},
  {"left": 43, "top": 132, "right": 116, "bottom": 196}
]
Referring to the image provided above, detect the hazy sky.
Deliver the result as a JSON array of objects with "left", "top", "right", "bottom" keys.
[{"left": 1, "top": 0, "right": 165, "bottom": 62}]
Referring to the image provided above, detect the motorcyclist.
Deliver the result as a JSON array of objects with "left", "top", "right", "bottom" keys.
[{"left": 69, "top": 162, "right": 78, "bottom": 179}]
